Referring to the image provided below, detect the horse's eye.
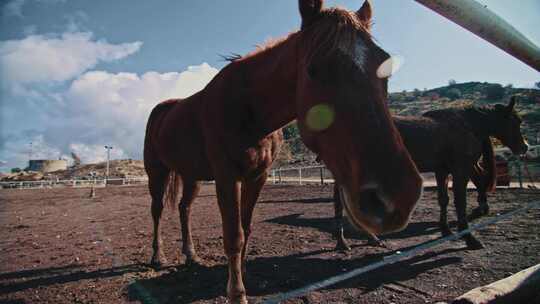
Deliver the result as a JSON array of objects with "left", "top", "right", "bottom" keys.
[{"left": 307, "top": 65, "right": 318, "bottom": 79}]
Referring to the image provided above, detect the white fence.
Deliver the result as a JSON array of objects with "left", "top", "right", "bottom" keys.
[
  {"left": 270, "top": 165, "right": 334, "bottom": 185},
  {"left": 0, "top": 177, "right": 148, "bottom": 190},
  {"left": 2, "top": 161, "right": 537, "bottom": 190},
  {"left": 0, "top": 166, "right": 329, "bottom": 190}
]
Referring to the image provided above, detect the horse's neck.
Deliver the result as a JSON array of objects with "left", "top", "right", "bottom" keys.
[
  {"left": 234, "top": 34, "right": 300, "bottom": 134},
  {"left": 461, "top": 109, "right": 497, "bottom": 138}
]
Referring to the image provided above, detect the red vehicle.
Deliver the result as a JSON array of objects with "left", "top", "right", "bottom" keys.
[{"left": 495, "top": 155, "right": 510, "bottom": 186}]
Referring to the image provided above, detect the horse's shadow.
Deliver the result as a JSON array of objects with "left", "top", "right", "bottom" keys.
[
  {"left": 0, "top": 263, "right": 152, "bottom": 295},
  {"left": 127, "top": 244, "right": 464, "bottom": 303},
  {"left": 259, "top": 197, "right": 334, "bottom": 204},
  {"left": 265, "top": 212, "right": 456, "bottom": 241}
]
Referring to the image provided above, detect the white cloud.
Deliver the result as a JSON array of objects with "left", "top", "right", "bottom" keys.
[
  {"left": 1, "top": 63, "right": 220, "bottom": 171},
  {"left": 0, "top": 134, "right": 64, "bottom": 170},
  {"left": 0, "top": 32, "right": 142, "bottom": 90},
  {"left": 61, "top": 63, "right": 219, "bottom": 158},
  {"left": 69, "top": 143, "right": 127, "bottom": 164}
]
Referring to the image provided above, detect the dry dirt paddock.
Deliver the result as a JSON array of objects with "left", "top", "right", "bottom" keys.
[{"left": 0, "top": 183, "right": 539, "bottom": 304}]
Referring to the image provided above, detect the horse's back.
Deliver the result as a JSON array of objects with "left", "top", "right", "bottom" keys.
[
  {"left": 144, "top": 99, "right": 181, "bottom": 167},
  {"left": 393, "top": 115, "right": 453, "bottom": 172},
  {"left": 394, "top": 111, "right": 482, "bottom": 172},
  {"left": 144, "top": 96, "right": 213, "bottom": 180}
]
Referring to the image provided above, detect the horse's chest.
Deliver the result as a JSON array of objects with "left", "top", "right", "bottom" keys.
[{"left": 239, "top": 138, "right": 277, "bottom": 175}]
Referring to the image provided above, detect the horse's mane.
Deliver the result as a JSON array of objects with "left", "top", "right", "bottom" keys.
[{"left": 225, "top": 7, "right": 370, "bottom": 66}]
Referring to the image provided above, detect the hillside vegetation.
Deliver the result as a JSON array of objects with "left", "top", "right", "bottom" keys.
[{"left": 281, "top": 82, "right": 540, "bottom": 166}]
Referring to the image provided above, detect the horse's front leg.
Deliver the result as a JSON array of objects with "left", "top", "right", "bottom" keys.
[
  {"left": 452, "top": 171, "right": 484, "bottom": 250},
  {"left": 468, "top": 168, "right": 489, "bottom": 220},
  {"left": 240, "top": 173, "right": 267, "bottom": 277},
  {"left": 215, "top": 177, "right": 247, "bottom": 304},
  {"left": 334, "top": 184, "right": 384, "bottom": 249},
  {"left": 333, "top": 184, "right": 351, "bottom": 251}
]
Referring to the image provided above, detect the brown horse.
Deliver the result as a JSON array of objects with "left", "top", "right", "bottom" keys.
[
  {"left": 144, "top": 1, "right": 423, "bottom": 302},
  {"left": 333, "top": 98, "right": 528, "bottom": 250}
]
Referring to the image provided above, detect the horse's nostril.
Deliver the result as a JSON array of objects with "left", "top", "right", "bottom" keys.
[{"left": 358, "top": 189, "right": 387, "bottom": 220}]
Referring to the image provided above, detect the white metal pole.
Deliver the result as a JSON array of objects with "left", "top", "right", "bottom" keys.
[
  {"left": 104, "top": 145, "right": 113, "bottom": 182},
  {"left": 414, "top": 0, "right": 540, "bottom": 71}
]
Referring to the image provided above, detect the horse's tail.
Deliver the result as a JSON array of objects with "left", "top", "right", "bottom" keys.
[
  {"left": 163, "top": 171, "right": 181, "bottom": 209},
  {"left": 144, "top": 99, "right": 182, "bottom": 209},
  {"left": 472, "top": 138, "right": 497, "bottom": 192}
]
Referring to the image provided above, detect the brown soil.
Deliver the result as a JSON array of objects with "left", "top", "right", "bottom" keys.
[{"left": 0, "top": 184, "right": 539, "bottom": 304}]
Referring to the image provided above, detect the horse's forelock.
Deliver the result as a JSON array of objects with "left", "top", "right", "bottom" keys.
[{"left": 301, "top": 7, "right": 371, "bottom": 69}]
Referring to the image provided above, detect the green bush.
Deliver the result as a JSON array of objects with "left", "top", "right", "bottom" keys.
[{"left": 484, "top": 84, "right": 505, "bottom": 100}]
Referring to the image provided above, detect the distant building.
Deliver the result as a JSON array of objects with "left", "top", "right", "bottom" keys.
[{"left": 28, "top": 159, "right": 68, "bottom": 173}]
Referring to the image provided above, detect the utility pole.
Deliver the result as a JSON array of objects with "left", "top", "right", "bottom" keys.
[
  {"left": 104, "top": 145, "right": 113, "bottom": 181},
  {"left": 28, "top": 142, "right": 33, "bottom": 170}
]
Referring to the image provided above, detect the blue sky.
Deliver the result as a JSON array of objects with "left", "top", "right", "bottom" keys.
[{"left": 0, "top": 0, "right": 539, "bottom": 172}]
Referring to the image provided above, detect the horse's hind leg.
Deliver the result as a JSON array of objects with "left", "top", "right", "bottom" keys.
[
  {"left": 435, "top": 171, "right": 452, "bottom": 237},
  {"left": 333, "top": 184, "right": 351, "bottom": 251},
  {"left": 148, "top": 166, "right": 169, "bottom": 268},
  {"left": 178, "top": 178, "right": 201, "bottom": 264},
  {"left": 452, "top": 171, "right": 484, "bottom": 250},
  {"left": 240, "top": 173, "right": 267, "bottom": 276}
]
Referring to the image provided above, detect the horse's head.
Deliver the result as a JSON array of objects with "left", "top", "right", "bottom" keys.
[
  {"left": 493, "top": 97, "right": 528, "bottom": 155},
  {"left": 295, "top": 0, "right": 422, "bottom": 234}
]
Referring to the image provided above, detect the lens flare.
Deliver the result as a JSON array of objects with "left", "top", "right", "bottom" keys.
[
  {"left": 306, "top": 104, "right": 335, "bottom": 131},
  {"left": 376, "top": 55, "right": 404, "bottom": 79}
]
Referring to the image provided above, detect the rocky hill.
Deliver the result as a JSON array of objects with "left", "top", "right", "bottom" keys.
[
  {"left": 52, "top": 159, "right": 146, "bottom": 179},
  {"left": 1, "top": 159, "right": 146, "bottom": 181}
]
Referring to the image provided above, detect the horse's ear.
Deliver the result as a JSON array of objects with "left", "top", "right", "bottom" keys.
[
  {"left": 507, "top": 96, "right": 517, "bottom": 114},
  {"left": 356, "top": 0, "right": 373, "bottom": 31},
  {"left": 299, "top": 0, "right": 323, "bottom": 29}
]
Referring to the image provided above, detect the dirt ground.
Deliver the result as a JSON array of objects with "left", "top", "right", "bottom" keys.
[{"left": 0, "top": 183, "right": 539, "bottom": 304}]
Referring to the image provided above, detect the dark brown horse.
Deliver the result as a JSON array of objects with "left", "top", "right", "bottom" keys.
[
  {"left": 144, "top": 1, "right": 423, "bottom": 302},
  {"left": 333, "top": 98, "right": 528, "bottom": 250}
]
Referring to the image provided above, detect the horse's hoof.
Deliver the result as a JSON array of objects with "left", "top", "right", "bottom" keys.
[
  {"left": 150, "top": 257, "right": 166, "bottom": 269},
  {"left": 466, "top": 238, "right": 484, "bottom": 250},
  {"left": 467, "top": 208, "right": 488, "bottom": 221},
  {"left": 185, "top": 254, "right": 202, "bottom": 266},
  {"left": 441, "top": 229, "right": 453, "bottom": 238},
  {"left": 366, "top": 238, "right": 388, "bottom": 249},
  {"left": 228, "top": 292, "right": 247, "bottom": 304},
  {"left": 335, "top": 243, "right": 351, "bottom": 251}
]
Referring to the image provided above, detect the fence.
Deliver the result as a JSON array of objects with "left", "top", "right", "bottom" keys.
[
  {"left": 1, "top": 161, "right": 538, "bottom": 190},
  {"left": 270, "top": 165, "right": 334, "bottom": 185},
  {"left": 0, "top": 177, "right": 148, "bottom": 190}
]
